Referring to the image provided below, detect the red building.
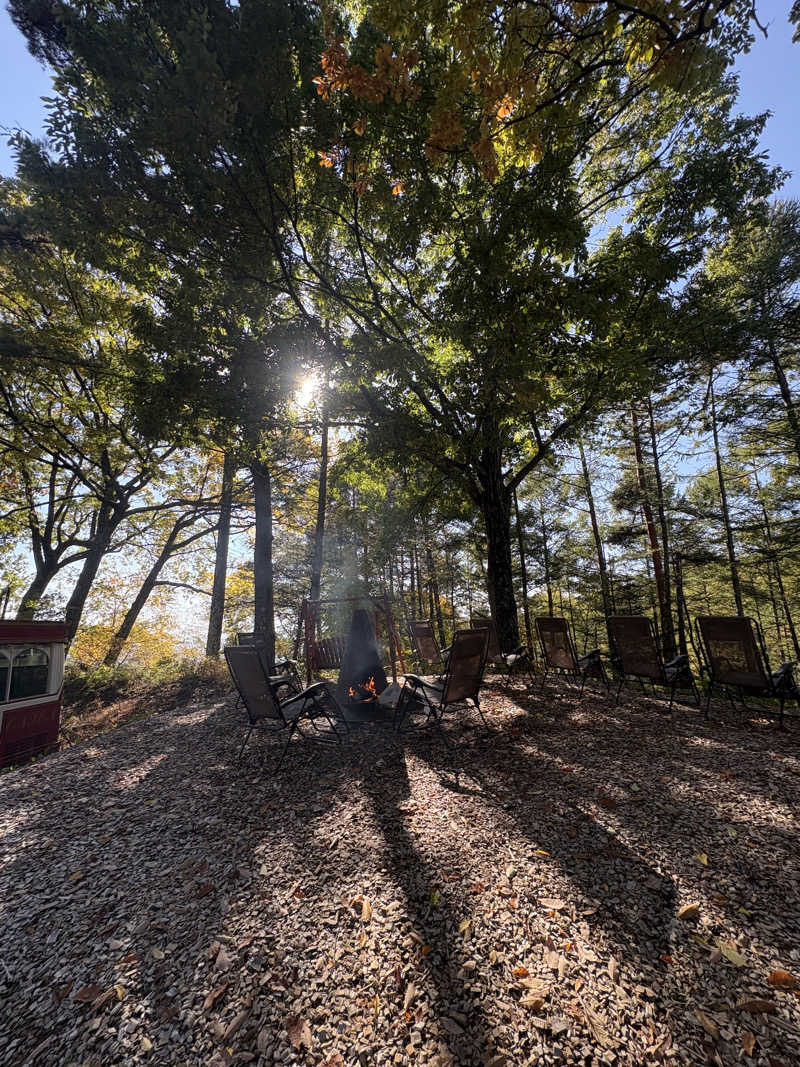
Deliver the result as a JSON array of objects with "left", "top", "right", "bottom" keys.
[{"left": 0, "top": 620, "right": 66, "bottom": 768}]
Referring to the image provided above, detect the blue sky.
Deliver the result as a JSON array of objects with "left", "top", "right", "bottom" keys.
[{"left": 1, "top": 0, "right": 798, "bottom": 196}]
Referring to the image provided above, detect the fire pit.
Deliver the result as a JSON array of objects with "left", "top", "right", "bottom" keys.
[{"left": 337, "top": 609, "right": 391, "bottom": 723}]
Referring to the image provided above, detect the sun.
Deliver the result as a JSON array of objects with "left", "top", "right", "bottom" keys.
[{"left": 295, "top": 373, "right": 319, "bottom": 408}]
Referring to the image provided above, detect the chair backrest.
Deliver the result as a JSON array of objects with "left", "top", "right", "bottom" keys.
[
  {"left": 409, "top": 619, "right": 442, "bottom": 667},
  {"left": 224, "top": 645, "right": 284, "bottom": 724},
  {"left": 607, "top": 616, "right": 662, "bottom": 680},
  {"left": 236, "top": 631, "right": 259, "bottom": 646},
  {"left": 442, "top": 628, "right": 489, "bottom": 704},
  {"left": 695, "top": 616, "right": 770, "bottom": 691},
  {"left": 470, "top": 617, "right": 501, "bottom": 658},
  {"left": 535, "top": 616, "right": 578, "bottom": 671}
]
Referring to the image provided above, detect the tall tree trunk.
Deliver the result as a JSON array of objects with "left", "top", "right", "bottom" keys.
[
  {"left": 414, "top": 542, "right": 424, "bottom": 617},
  {"left": 673, "top": 555, "right": 689, "bottom": 658},
  {"left": 765, "top": 562, "right": 785, "bottom": 661},
  {"left": 753, "top": 468, "right": 800, "bottom": 660},
  {"left": 631, "top": 403, "right": 671, "bottom": 653},
  {"left": 251, "top": 460, "right": 276, "bottom": 665},
  {"left": 16, "top": 562, "right": 59, "bottom": 620},
  {"left": 766, "top": 336, "right": 800, "bottom": 467},
  {"left": 578, "top": 438, "right": 613, "bottom": 648},
  {"left": 708, "top": 375, "right": 744, "bottom": 615},
  {"left": 477, "top": 453, "right": 519, "bottom": 651},
  {"left": 539, "top": 498, "right": 554, "bottom": 616},
  {"left": 309, "top": 414, "right": 329, "bottom": 605},
  {"left": 512, "top": 487, "right": 534, "bottom": 653},
  {"left": 206, "top": 451, "right": 235, "bottom": 657},
  {"left": 646, "top": 398, "right": 676, "bottom": 658},
  {"left": 408, "top": 543, "right": 416, "bottom": 619},
  {"left": 63, "top": 516, "right": 117, "bottom": 644}
]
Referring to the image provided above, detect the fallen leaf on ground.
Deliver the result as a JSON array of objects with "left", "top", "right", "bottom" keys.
[
  {"left": 74, "top": 984, "right": 103, "bottom": 1003},
  {"left": 695, "top": 852, "right": 709, "bottom": 866},
  {"left": 361, "top": 898, "right": 372, "bottom": 922},
  {"left": 285, "top": 1014, "right": 313, "bottom": 1050},
  {"left": 521, "top": 995, "right": 545, "bottom": 1011},
  {"left": 678, "top": 902, "right": 700, "bottom": 920},
  {"left": 223, "top": 1009, "right": 249, "bottom": 1041},
  {"left": 403, "top": 983, "right": 418, "bottom": 1011},
  {"left": 540, "top": 898, "right": 565, "bottom": 911},
  {"left": 716, "top": 939, "right": 746, "bottom": 967},
  {"left": 736, "top": 999, "right": 776, "bottom": 1014},
  {"left": 214, "top": 946, "right": 232, "bottom": 971},
  {"left": 203, "top": 982, "right": 229, "bottom": 1012},
  {"left": 741, "top": 1032, "right": 756, "bottom": 1055},
  {"left": 520, "top": 978, "right": 550, "bottom": 996},
  {"left": 768, "top": 970, "right": 798, "bottom": 989},
  {"left": 608, "top": 957, "right": 620, "bottom": 983},
  {"left": 694, "top": 1009, "right": 720, "bottom": 1039},
  {"left": 513, "top": 966, "right": 529, "bottom": 979}
]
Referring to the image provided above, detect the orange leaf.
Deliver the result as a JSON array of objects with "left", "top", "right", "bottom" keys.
[
  {"left": 513, "top": 966, "right": 529, "bottom": 978},
  {"left": 768, "top": 970, "right": 798, "bottom": 989},
  {"left": 741, "top": 1032, "right": 756, "bottom": 1056}
]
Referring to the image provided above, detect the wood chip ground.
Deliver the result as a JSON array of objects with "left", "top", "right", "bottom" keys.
[{"left": 1, "top": 678, "right": 799, "bottom": 1066}]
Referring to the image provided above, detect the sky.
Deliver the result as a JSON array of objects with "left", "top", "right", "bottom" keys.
[{"left": 1, "top": 1, "right": 799, "bottom": 195}]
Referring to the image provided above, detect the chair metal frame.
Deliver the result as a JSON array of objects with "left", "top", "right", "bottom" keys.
[
  {"left": 470, "top": 616, "right": 536, "bottom": 687},
  {"left": 224, "top": 645, "right": 348, "bottom": 771},
  {"left": 395, "top": 628, "right": 490, "bottom": 740},
  {"left": 694, "top": 615, "right": 798, "bottom": 727},
  {"left": 534, "top": 615, "right": 608, "bottom": 697},
  {"left": 607, "top": 615, "right": 699, "bottom": 711}
]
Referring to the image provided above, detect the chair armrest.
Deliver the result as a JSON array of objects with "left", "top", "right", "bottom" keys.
[
  {"left": 280, "top": 680, "right": 333, "bottom": 707},
  {"left": 664, "top": 654, "right": 689, "bottom": 670},
  {"left": 772, "top": 662, "right": 796, "bottom": 686},
  {"left": 403, "top": 673, "right": 426, "bottom": 688}
]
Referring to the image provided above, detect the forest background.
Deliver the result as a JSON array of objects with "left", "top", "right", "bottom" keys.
[{"left": 1, "top": 0, "right": 800, "bottom": 697}]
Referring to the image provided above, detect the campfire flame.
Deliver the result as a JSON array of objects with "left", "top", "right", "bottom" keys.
[{"left": 349, "top": 675, "right": 378, "bottom": 702}]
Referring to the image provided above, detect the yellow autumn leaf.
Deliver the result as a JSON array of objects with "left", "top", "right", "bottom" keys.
[{"left": 695, "top": 852, "right": 709, "bottom": 866}]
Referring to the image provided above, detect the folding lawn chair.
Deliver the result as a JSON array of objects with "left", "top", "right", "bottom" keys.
[
  {"left": 470, "top": 616, "right": 535, "bottom": 687},
  {"left": 607, "top": 615, "right": 699, "bottom": 711},
  {"left": 395, "top": 628, "right": 490, "bottom": 739},
  {"left": 535, "top": 615, "right": 607, "bottom": 696},
  {"left": 224, "top": 645, "right": 348, "bottom": 771},
  {"left": 234, "top": 631, "right": 302, "bottom": 699},
  {"left": 694, "top": 615, "right": 798, "bottom": 727},
  {"left": 409, "top": 618, "right": 449, "bottom": 673}
]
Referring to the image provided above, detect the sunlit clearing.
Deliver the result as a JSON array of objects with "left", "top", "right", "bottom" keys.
[{"left": 295, "top": 373, "right": 319, "bottom": 407}]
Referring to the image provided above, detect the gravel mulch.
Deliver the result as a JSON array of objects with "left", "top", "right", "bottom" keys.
[{"left": 1, "top": 678, "right": 799, "bottom": 1067}]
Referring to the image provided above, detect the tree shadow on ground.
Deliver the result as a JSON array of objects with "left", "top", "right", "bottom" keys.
[{"left": 1, "top": 681, "right": 799, "bottom": 1066}]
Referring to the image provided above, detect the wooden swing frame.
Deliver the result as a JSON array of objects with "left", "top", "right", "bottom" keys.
[{"left": 294, "top": 596, "right": 406, "bottom": 684}]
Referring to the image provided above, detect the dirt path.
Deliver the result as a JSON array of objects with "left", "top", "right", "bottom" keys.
[{"left": 1, "top": 681, "right": 799, "bottom": 1066}]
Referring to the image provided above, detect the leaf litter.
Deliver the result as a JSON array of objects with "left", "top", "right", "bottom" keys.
[{"left": 0, "top": 681, "right": 799, "bottom": 1064}]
